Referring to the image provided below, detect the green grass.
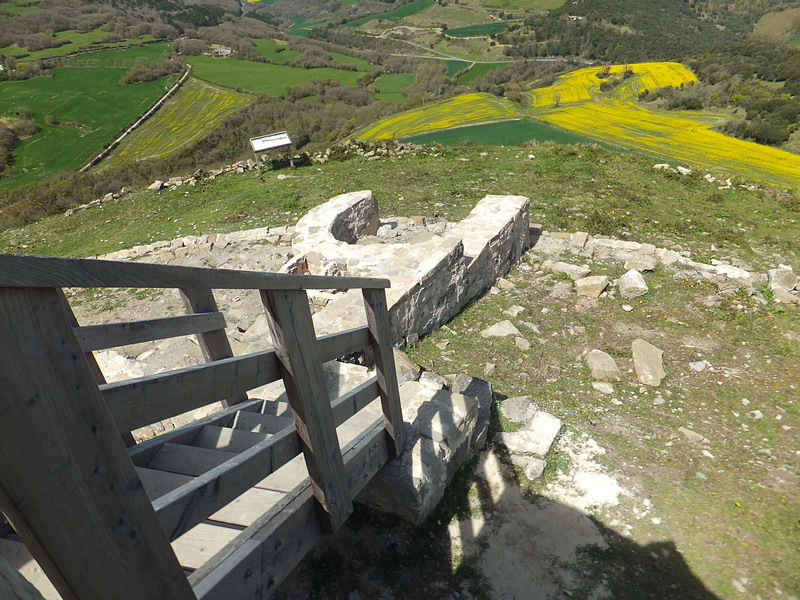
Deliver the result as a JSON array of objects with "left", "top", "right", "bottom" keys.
[
  {"left": 445, "top": 22, "right": 508, "bottom": 37},
  {"left": 4, "top": 143, "right": 798, "bottom": 266},
  {"left": 252, "top": 38, "right": 299, "bottom": 64},
  {"left": 60, "top": 43, "right": 172, "bottom": 67},
  {"left": 0, "top": 27, "right": 156, "bottom": 62},
  {"left": 373, "top": 73, "right": 415, "bottom": 102},
  {"left": 346, "top": 0, "right": 435, "bottom": 27},
  {"left": 789, "top": 32, "right": 800, "bottom": 47},
  {"left": 0, "top": 67, "right": 179, "bottom": 189},
  {"left": 481, "top": 0, "right": 566, "bottom": 8},
  {"left": 288, "top": 15, "right": 329, "bottom": 36},
  {"left": 104, "top": 77, "right": 252, "bottom": 166},
  {"left": 457, "top": 62, "right": 505, "bottom": 84},
  {"left": 330, "top": 52, "right": 373, "bottom": 70},
  {"left": 188, "top": 55, "right": 365, "bottom": 95},
  {"left": 446, "top": 59, "right": 472, "bottom": 76},
  {"left": 401, "top": 118, "right": 601, "bottom": 146},
  {"left": 0, "top": 0, "right": 39, "bottom": 16}
]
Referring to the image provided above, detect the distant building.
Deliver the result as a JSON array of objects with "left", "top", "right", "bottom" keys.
[{"left": 213, "top": 46, "right": 233, "bottom": 57}]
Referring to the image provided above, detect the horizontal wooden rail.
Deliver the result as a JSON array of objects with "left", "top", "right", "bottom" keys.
[
  {"left": 153, "top": 377, "right": 380, "bottom": 540},
  {"left": 101, "top": 326, "right": 371, "bottom": 433},
  {"left": 75, "top": 312, "right": 227, "bottom": 351},
  {"left": 0, "top": 254, "right": 389, "bottom": 290}
]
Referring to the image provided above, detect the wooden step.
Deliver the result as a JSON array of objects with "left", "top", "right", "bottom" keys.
[
  {"left": 192, "top": 425, "right": 271, "bottom": 453},
  {"left": 231, "top": 411, "right": 293, "bottom": 434},
  {"left": 148, "top": 443, "right": 238, "bottom": 477}
]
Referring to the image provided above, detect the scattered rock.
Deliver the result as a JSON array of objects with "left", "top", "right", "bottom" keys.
[
  {"left": 510, "top": 455, "right": 547, "bottom": 480},
  {"left": 592, "top": 382, "right": 614, "bottom": 394},
  {"left": 575, "top": 275, "right": 609, "bottom": 298},
  {"left": 514, "top": 337, "right": 531, "bottom": 351},
  {"left": 419, "top": 371, "right": 447, "bottom": 390},
  {"left": 632, "top": 339, "right": 666, "bottom": 386},
  {"left": 549, "top": 261, "right": 591, "bottom": 280},
  {"left": 499, "top": 395, "right": 538, "bottom": 424},
  {"left": 689, "top": 360, "right": 710, "bottom": 372},
  {"left": 481, "top": 320, "right": 523, "bottom": 338},
  {"left": 621, "top": 304, "right": 634, "bottom": 312},
  {"left": 768, "top": 264, "right": 797, "bottom": 291},
  {"left": 504, "top": 305, "right": 525, "bottom": 317},
  {"left": 497, "top": 411, "right": 563, "bottom": 458},
  {"left": 745, "top": 409, "right": 764, "bottom": 419},
  {"left": 585, "top": 349, "right": 621, "bottom": 380},
  {"left": 678, "top": 426, "right": 709, "bottom": 444},
  {"left": 773, "top": 287, "right": 799, "bottom": 304},
  {"left": 618, "top": 269, "right": 649, "bottom": 299}
]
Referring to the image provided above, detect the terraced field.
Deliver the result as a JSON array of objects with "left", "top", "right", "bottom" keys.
[
  {"left": 105, "top": 78, "right": 252, "bottom": 166},
  {"left": 354, "top": 92, "right": 518, "bottom": 140},
  {"left": 355, "top": 61, "right": 800, "bottom": 189}
]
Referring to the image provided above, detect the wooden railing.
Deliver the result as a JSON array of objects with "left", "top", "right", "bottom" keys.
[{"left": 0, "top": 254, "right": 406, "bottom": 600}]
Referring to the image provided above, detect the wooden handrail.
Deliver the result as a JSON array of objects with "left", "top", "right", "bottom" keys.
[{"left": 0, "top": 254, "right": 389, "bottom": 290}]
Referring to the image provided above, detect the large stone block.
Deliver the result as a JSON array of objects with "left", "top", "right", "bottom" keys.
[{"left": 450, "top": 374, "right": 493, "bottom": 450}]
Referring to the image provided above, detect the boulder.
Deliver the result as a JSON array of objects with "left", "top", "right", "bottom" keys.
[
  {"left": 773, "top": 287, "right": 799, "bottom": 304},
  {"left": 768, "top": 265, "right": 797, "bottom": 291},
  {"left": 575, "top": 275, "right": 609, "bottom": 298},
  {"left": 550, "top": 261, "right": 591, "bottom": 280},
  {"left": 618, "top": 269, "right": 649, "bottom": 299},
  {"left": 585, "top": 349, "right": 621, "bottom": 380},
  {"left": 451, "top": 374, "right": 493, "bottom": 450},
  {"left": 632, "top": 339, "right": 666, "bottom": 386},
  {"left": 496, "top": 411, "right": 562, "bottom": 458}
]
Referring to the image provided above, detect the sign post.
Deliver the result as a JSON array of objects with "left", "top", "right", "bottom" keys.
[{"left": 249, "top": 131, "right": 293, "bottom": 173}]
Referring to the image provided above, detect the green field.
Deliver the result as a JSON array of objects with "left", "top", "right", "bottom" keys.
[
  {"left": 288, "top": 15, "right": 329, "bottom": 36},
  {"left": 253, "top": 39, "right": 299, "bottom": 64},
  {"left": 0, "top": 27, "right": 156, "bottom": 61},
  {"left": 105, "top": 77, "right": 252, "bottom": 166},
  {"left": 0, "top": 0, "right": 39, "bottom": 15},
  {"left": 401, "top": 118, "right": 598, "bottom": 146},
  {"left": 346, "top": 0, "right": 435, "bottom": 27},
  {"left": 0, "top": 67, "right": 178, "bottom": 189},
  {"left": 481, "top": 0, "right": 566, "bottom": 8},
  {"left": 445, "top": 22, "right": 508, "bottom": 37},
  {"left": 373, "top": 72, "right": 415, "bottom": 102},
  {"left": 331, "top": 52, "right": 373, "bottom": 70},
  {"left": 457, "top": 62, "right": 505, "bottom": 84},
  {"left": 61, "top": 43, "right": 172, "bottom": 67},
  {"left": 188, "top": 55, "right": 365, "bottom": 96},
  {"left": 445, "top": 59, "right": 472, "bottom": 76}
]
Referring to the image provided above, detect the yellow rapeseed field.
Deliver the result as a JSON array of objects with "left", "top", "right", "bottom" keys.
[
  {"left": 353, "top": 61, "right": 800, "bottom": 188},
  {"left": 528, "top": 62, "right": 697, "bottom": 107},
  {"left": 354, "top": 93, "right": 519, "bottom": 140},
  {"left": 111, "top": 78, "right": 251, "bottom": 163}
]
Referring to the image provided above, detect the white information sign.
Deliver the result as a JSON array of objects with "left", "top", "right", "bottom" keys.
[{"left": 250, "top": 132, "right": 292, "bottom": 152}]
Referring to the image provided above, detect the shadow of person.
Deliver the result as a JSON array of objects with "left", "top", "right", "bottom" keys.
[{"left": 275, "top": 396, "right": 724, "bottom": 600}]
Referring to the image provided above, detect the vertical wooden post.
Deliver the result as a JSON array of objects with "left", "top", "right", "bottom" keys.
[
  {"left": 260, "top": 289, "right": 352, "bottom": 532},
  {"left": 180, "top": 288, "right": 247, "bottom": 406},
  {"left": 57, "top": 289, "right": 137, "bottom": 447},
  {"left": 0, "top": 287, "right": 196, "bottom": 600},
  {"left": 362, "top": 288, "right": 406, "bottom": 458}
]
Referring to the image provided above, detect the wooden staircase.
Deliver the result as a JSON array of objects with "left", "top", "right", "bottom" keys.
[{"left": 0, "top": 254, "right": 406, "bottom": 600}]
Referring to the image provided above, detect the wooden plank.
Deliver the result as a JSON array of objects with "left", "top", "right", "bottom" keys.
[
  {"left": 55, "top": 289, "right": 137, "bottom": 447},
  {"left": 127, "top": 400, "right": 263, "bottom": 467},
  {"left": 172, "top": 523, "right": 242, "bottom": 571},
  {"left": 188, "top": 417, "right": 388, "bottom": 600},
  {"left": 231, "top": 412, "right": 294, "bottom": 434},
  {"left": 148, "top": 444, "right": 238, "bottom": 477},
  {"left": 208, "top": 488, "right": 285, "bottom": 528},
  {"left": 189, "top": 539, "right": 261, "bottom": 600},
  {"left": 75, "top": 312, "right": 227, "bottom": 352},
  {"left": 192, "top": 426, "right": 270, "bottom": 453},
  {"left": 180, "top": 289, "right": 246, "bottom": 407},
  {"left": 0, "top": 254, "right": 389, "bottom": 290},
  {"left": 101, "top": 326, "right": 371, "bottom": 435},
  {"left": 0, "top": 538, "right": 62, "bottom": 600},
  {"left": 136, "top": 467, "right": 195, "bottom": 501},
  {"left": 153, "top": 427, "right": 302, "bottom": 541},
  {"left": 362, "top": 287, "right": 406, "bottom": 458},
  {"left": 261, "top": 289, "right": 352, "bottom": 532},
  {"left": 0, "top": 287, "right": 196, "bottom": 600}
]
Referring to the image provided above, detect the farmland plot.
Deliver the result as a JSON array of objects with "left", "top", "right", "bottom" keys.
[{"left": 105, "top": 77, "right": 252, "bottom": 165}]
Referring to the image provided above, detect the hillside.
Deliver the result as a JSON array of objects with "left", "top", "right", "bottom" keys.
[{"left": 5, "top": 144, "right": 797, "bottom": 600}]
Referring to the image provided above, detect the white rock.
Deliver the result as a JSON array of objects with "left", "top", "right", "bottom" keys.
[
  {"left": 618, "top": 269, "right": 649, "bottom": 299},
  {"left": 768, "top": 264, "right": 797, "bottom": 291},
  {"left": 592, "top": 382, "right": 614, "bottom": 394},
  {"left": 575, "top": 275, "right": 609, "bottom": 298},
  {"left": 632, "top": 339, "right": 666, "bottom": 386},
  {"left": 586, "top": 349, "right": 621, "bottom": 380},
  {"left": 481, "top": 320, "right": 523, "bottom": 338}
]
